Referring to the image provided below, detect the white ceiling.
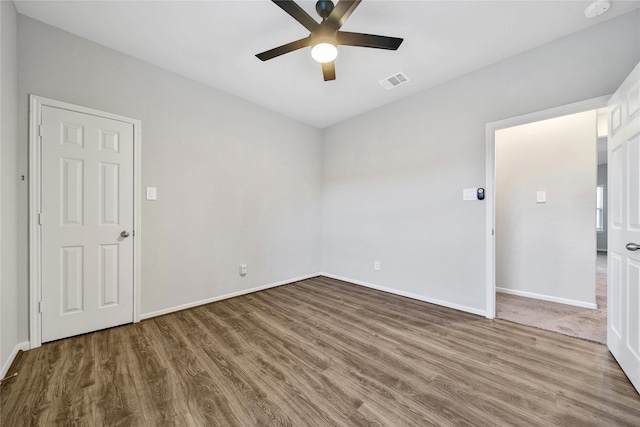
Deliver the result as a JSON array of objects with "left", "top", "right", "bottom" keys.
[{"left": 14, "top": 0, "right": 640, "bottom": 128}]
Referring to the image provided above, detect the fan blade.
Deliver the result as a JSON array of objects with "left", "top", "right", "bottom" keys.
[
  {"left": 326, "top": 0, "right": 361, "bottom": 30},
  {"left": 272, "top": 0, "right": 318, "bottom": 32},
  {"left": 337, "top": 31, "right": 403, "bottom": 50},
  {"left": 256, "top": 37, "right": 312, "bottom": 61},
  {"left": 322, "top": 61, "right": 336, "bottom": 81}
]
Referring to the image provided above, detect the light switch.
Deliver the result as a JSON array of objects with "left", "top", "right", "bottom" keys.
[
  {"left": 146, "top": 187, "right": 157, "bottom": 201},
  {"left": 463, "top": 188, "right": 477, "bottom": 201},
  {"left": 536, "top": 191, "right": 546, "bottom": 203}
]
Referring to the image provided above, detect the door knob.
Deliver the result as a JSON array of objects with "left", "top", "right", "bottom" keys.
[
  {"left": 627, "top": 243, "right": 639, "bottom": 251},
  {"left": 121, "top": 231, "right": 130, "bottom": 238}
]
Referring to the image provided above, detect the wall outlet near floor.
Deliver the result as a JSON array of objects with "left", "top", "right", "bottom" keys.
[
  {"left": 239, "top": 264, "right": 247, "bottom": 276},
  {"left": 374, "top": 261, "right": 381, "bottom": 271}
]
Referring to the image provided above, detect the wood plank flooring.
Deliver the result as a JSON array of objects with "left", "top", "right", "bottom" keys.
[{"left": 1, "top": 276, "right": 639, "bottom": 426}]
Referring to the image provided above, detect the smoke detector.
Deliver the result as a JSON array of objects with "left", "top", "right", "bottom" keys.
[
  {"left": 584, "top": 0, "right": 611, "bottom": 18},
  {"left": 379, "top": 72, "right": 410, "bottom": 90}
]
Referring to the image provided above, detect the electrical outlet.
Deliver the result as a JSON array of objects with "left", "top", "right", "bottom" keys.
[
  {"left": 374, "top": 261, "right": 381, "bottom": 271},
  {"left": 239, "top": 264, "right": 247, "bottom": 276}
]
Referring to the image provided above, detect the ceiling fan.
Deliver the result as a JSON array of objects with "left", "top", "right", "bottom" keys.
[{"left": 256, "top": 0, "right": 403, "bottom": 81}]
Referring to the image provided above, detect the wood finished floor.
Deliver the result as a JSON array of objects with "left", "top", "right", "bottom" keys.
[{"left": 1, "top": 276, "right": 639, "bottom": 426}]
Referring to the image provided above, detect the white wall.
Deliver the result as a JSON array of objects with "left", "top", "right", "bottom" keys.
[
  {"left": 17, "top": 15, "right": 322, "bottom": 335},
  {"left": 1, "top": 0, "right": 20, "bottom": 374},
  {"left": 321, "top": 10, "right": 640, "bottom": 314},
  {"left": 495, "top": 111, "right": 596, "bottom": 306}
]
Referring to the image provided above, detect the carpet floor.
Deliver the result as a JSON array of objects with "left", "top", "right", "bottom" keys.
[{"left": 496, "top": 252, "right": 606, "bottom": 345}]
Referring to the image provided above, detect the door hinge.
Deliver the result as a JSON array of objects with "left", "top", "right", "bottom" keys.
[
  {"left": 38, "top": 125, "right": 43, "bottom": 137},
  {"left": 38, "top": 213, "right": 43, "bottom": 225},
  {"left": 39, "top": 301, "right": 43, "bottom": 313}
]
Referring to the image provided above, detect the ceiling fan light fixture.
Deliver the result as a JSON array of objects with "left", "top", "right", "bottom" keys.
[
  {"left": 311, "top": 42, "right": 338, "bottom": 63},
  {"left": 256, "top": 0, "right": 404, "bottom": 81}
]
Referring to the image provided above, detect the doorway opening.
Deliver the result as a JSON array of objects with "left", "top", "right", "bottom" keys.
[{"left": 485, "top": 96, "right": 609, "bottom": 344}]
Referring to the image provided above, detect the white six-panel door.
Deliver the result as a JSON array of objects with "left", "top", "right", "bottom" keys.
[
  {"left": 607, "top": 62, "right": 640, "bottom": 394},
  {"left": 40, "top": 105, "right": 135, "bottom": 342}
]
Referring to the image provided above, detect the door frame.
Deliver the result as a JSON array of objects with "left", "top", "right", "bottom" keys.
[
  {"left": 485, "top": 95, "right": 610, "bottom": 319},
  {"left": 28, "top": 95, "right": 142, "bottom": 348}
]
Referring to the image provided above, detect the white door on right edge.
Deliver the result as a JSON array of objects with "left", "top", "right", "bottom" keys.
[{"left": 607, "top": 61, "right": 640, "bottom": 394}]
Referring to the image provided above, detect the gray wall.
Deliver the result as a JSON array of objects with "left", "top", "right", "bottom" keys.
[
  {"left": 321, "top": 10, "right": 640, "bottom": 314},
  {"left": 1, "top": 0, "right": 19, "bottom": 374},
  {"left": 495, "top": 111, "right": 596, "bottom": 305},
  {"left": 17, "top": 15, "right": 323, "bottom": 340},
  {"left": 598, "top": 163, "right": 608, "bottom": 251}
]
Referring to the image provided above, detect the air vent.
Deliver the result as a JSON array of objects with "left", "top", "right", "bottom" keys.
[{"left": 379, "top": 72, "right": 410, "bottom": 90}]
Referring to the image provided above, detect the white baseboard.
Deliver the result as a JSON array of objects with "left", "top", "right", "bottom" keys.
[
  {"left": 319, "top": 273, "right": 486, "bottom": 317},
  {"left": 140, "top": 273, "right": 322, "bottom": 320},
  {"left": 1, "top": 341, "right": 30, "bottom": 379},
  {"left": 496, "top": 287, "right": 597, "bottom": 310}
]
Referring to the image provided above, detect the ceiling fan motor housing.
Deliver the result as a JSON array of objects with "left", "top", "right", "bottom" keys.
[{"left": 316, "top": 1, "right": 335, "bottom": 20}]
